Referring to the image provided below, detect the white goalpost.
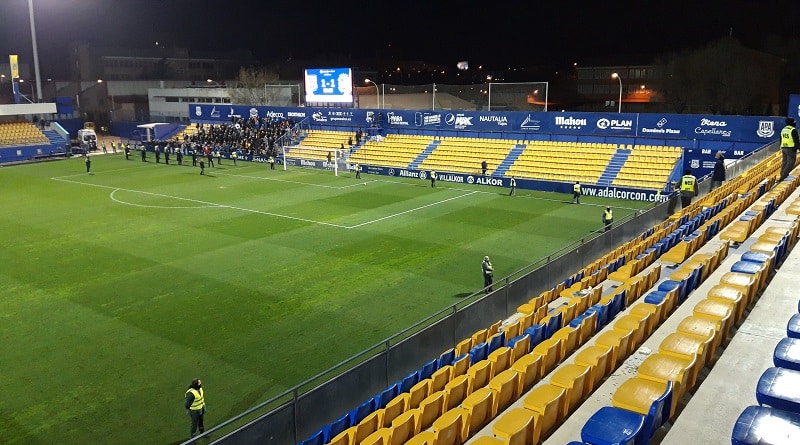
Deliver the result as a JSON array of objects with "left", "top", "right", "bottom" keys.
[{"left": 280, "top": 146, "right": 347, "bottom": 175}]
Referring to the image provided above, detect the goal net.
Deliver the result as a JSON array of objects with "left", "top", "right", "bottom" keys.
[{"left": 281, "top": 146, "right": 347, "bottom": 175}]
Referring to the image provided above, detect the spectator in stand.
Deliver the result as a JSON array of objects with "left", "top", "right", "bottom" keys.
[
  {"left": 711, "top": 151, "right": 726, "bottom": 190},
  {"left": 481, "top": 160, "right": 488, "bottom": 175}
]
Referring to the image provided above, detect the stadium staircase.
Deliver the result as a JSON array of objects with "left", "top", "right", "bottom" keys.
[
  {"left": 42, "top": 130, "right": 68, "bottom": 148},
  {"left": 596, "top": 147, "right": 631, "bottom": 186},
  {"left": 494, "top": 143, "right": 526, "bottom": 177},
  {"left": 408, "top": 140, "right": 440, "bottom": 170}
]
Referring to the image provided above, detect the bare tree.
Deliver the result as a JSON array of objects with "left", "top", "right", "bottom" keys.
[{"left": 227, "top": 66, "right": 280, "bottom": 106}]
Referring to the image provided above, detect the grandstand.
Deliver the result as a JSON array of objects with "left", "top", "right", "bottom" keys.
[
  {"left": 287, "top": 147, "right": 800, "bottom": 445},
  {"left": 0, "top": 121, "right": 49, "bottom": 145},
  {"left": 292, "top": 129, "right": 684, "bottom": 191}
]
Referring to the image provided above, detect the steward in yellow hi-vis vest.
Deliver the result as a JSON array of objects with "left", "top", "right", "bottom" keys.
[
  {"left": 184, "top": 378, "right": 206, "bottom": 438},
  {"left": 679, "top": 168, "right": 697, "bottom": 209},
  {"left": 572, "top": 181, "right": 581, "bottom": 204},
  {"left": 603, "top": 207, "right": 613, "bottom": 232},
  {"left": 780, "top": 117, "right": 799, "bottom": 180},
  {"left": 482, "top": 256, "right": 493, "bottom": 293}
]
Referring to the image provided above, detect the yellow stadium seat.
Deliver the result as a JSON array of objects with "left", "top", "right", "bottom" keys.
[
  {"left": 659, "top": 331, "right": 712, "bottom": 368},
  {"left": 390, "top": 409, "right": 420, "bottom": 445},
  {"left": 431, "top": 408, "right": 466, "bottom": 445},
  {"left": 444, "top": 374, "right": 473, "bottom": 411},
  {"left": 707, "top": 284, "right": 746, "bottom": 324},
  {"left": 637, "top": 352, "right": 697, "bottom": 414},
  {"left": 492, "top": 408, "right": 536, "bottom": 445},
  {"left": 693, "top": 298, "right": 735, "bottom": 337},
  {"left": 468, "top": 359, "right": 494, "bottom": 389},
  {"left": 552, "top": 326, "right": 580, "bottom": 359},
  {"left": 489, "top": 369, "right": 521, "bottom": 413},
  {"left": 523, "top": 384, "right": 567, "bottom": 436},
  {"left": 409, "top": 379, "right": 431, "bottom": 410},
  {"left": 383, "top": 393, "right": 409, "bottom": 427},
  {"left": 353, "top": 410, "right": 384, "bottom": 445},
  {"left": 360, "top": 428, "right": 392, "bottom": 445},
  {"left": 488, "top": 346, "right": 513, "bottom": 376},
  {"left": 452, "top": 354, "right": 470, "bottom": 378},
  {"left": 509, "top": 334, "right": 531, "bottom": 363},
  {"left": 613, "top": 314, "right": 647, "bottom": 350},
  {"left": 455, "top": 338, "right": 472, "bottom": 357},
  {"left": 595, "top": 329, "right": 633, "bottom": 369},
  {"left": 404, "top": 431, "right": 435, "bottom": 445},
  {"left": 677, "top": 316, "right": 722, "bottom": 357},
  {"left": 431, "top": 365, "right": 454, "bottom": 393},
  {"left": 460, "top": 387, "right": 496, "bottom": 439},
  {"left": 533, "top": 337, "right": 563, "bottom": 376},
  {"left": 549, "top": 364, "right": 591, "bottom": 412},
  {"left": 472, "top": 329, "right": 489, "bottom": 346},
  {"left": 469, "top": 436, "right": 503, "bottom": 445},
  {"left": 574, "top": 344, "right": 612, "bottom": 392},
  {"left": 418, "top": 390, "right": 447, "bottom": 430},
  {"left": 511, "top": 353, "right": 543, "bottom": 393}
]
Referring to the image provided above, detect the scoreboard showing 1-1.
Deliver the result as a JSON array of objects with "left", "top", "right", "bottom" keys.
[{"left": 304, "top": 68, "right": 354, "bottom": 104}]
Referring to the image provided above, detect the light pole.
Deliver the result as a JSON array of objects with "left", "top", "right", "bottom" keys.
[
  {"left": 365, "top": 79, "right": 380, "bottom": 109},
  {"left": 28, "top": 0, "right": 42, "bottom": 102},
  {"left": 611, "top": 72, "right": 622, "bottom": 113}
]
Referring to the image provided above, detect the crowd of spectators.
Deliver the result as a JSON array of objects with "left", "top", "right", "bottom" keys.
[{"left": 143, "top": 115, "right": 298, "bottom": 159}]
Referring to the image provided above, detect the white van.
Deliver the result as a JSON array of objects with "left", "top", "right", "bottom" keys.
[{"left": 76, "top": 128, "right": 98, "bottom": 151}]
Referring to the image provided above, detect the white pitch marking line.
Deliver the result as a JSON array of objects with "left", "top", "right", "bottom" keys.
[
  {"left": 348, "top": 191, "right": 478, "bottom": 228},
  {"left": 52, "top": 177, "right": 348, "bottom": 228}
]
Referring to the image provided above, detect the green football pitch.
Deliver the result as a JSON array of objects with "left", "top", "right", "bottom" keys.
[{"left": 0, "top": 154, "right": 649, "bottom": 444}]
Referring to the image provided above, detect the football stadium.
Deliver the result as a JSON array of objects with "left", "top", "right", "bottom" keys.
[{"left": 3, "top": 36, "right": 800, "bottom": 445}]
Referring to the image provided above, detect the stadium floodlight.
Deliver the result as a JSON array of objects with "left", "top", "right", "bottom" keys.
[
  {"left": 365, "top": 79, "right": 380, "bottom": 109},
  {"left": 611, "top": 72, "right": 622, "bottom": 113}
]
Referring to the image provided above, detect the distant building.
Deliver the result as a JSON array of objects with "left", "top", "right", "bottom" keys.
[{"left": 68, "top": 42, "right": 254, "bottom": 81}]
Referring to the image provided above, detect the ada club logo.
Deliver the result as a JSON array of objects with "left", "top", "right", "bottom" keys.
[
  {"left": 388, "top": 168, "right": 395, "bottom": 176},
  {"left": 195, "top": 106, "right": 202, "bottom": 117},
  {"left": 756, "top": 120, "right": 775, "bottom": 138}
]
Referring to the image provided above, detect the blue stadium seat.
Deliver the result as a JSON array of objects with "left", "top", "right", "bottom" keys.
[
  {"left": 773, "top": 337, "right": 800, "bottom": 372},
  {"left": 507, "top": 334, "right": 531, "bottom": 354},
  {"left": 323, "top": 413, "right": 351, "bottom": 443},
  {"left": 524, "top": 323, "right": 546, "bottom": 349},
  {"left": 438, "top": 348, "right": 456, "bottom": 369},
  {"left": 299, "top": 428, "right": 325, "bottom": 445},
  {"left": 586, "top": 303, "right": 610, "bottom": 329},
  {"left": 788, "top": 314, "right": 800, "bottom": 339},
  {"left": 399, "top": 370, "right": 420, "bottom": 394},
  {"left": 487, "top": 331, "right": 506, "bottom": 354},
  {"left": 469, "top": 342, "right": 489, "bottom": 364},
  {"left": 419, "top": 358, "right": 439, "bottom": 380},
  {"left": 349, "top": 396, "right": 377, "bottom": 425},
  {"left": 581, "top": 406, "right": 645, "bottom": 445},
  {"left": 545, "top": 311, "right": 563, "bottom": 339},
  {"left": 377, "top": 383, "right": 399, "bottom": 409},
  {"left": 732, "top": 405, "right": 800, "bottom": 445},
  {"left": 756, "top": 367, "right": 800, "bottom": 413},
  {"left": 658, "top": 280, "right": 685, "bottom": 303}
]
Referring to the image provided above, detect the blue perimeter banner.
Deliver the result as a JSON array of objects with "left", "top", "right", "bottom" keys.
[{"left": 190, "top": 104, "right": 783, "bottom": 144}]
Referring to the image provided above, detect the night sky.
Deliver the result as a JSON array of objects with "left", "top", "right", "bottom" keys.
[{"left": 0, "top": 0, "right": 796, "bottom": 79}]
